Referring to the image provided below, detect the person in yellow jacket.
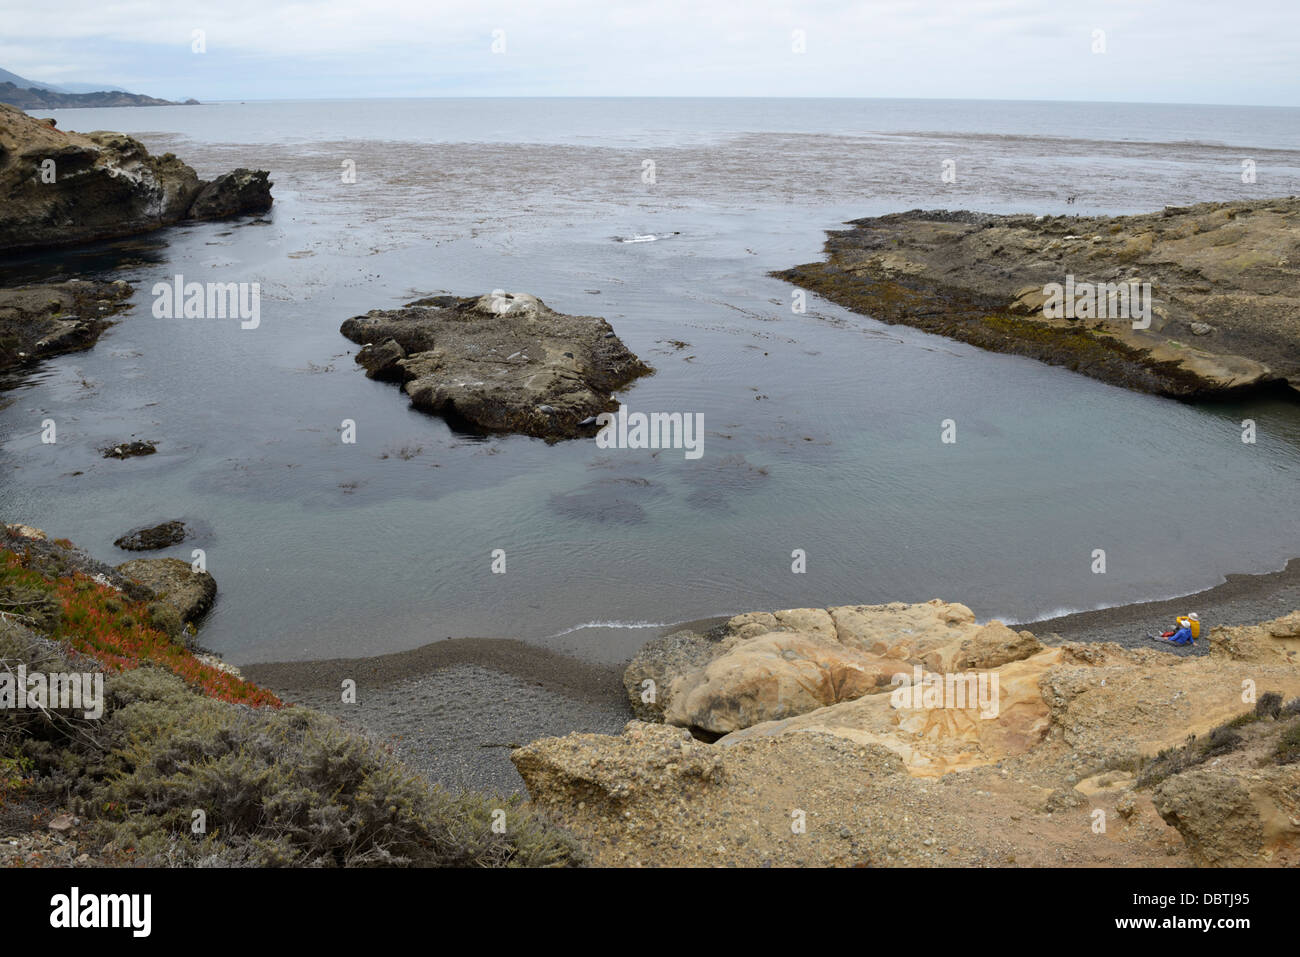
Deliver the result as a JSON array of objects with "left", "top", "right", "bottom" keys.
[{"left": 1157, "top": 612, "right": 1200, "bottom": 641}]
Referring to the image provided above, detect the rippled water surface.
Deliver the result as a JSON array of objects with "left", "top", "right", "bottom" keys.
[{"left": 4, "top": 98, "right": 1300, "bottom": 664}]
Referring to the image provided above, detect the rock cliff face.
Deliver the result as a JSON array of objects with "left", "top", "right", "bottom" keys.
[
  {"left": 0, "top": 103, "right": 272, "bottom": 251},
  {"left": 340, "top": 292, "right": 651, "bottom": 440},
  {"left": 777, "top": 199, "right": 1300, "bottom": 398},
  {"left": 515, "top": 605, "right": 1300, "bottom": 867}
]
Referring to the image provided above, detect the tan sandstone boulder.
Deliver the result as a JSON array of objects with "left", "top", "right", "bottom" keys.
[
  {"left": 720, "top": 648, "right": 1063, "bottom": 776},
  {"left": 635, "top": 599, "right": 1042, "bottom": 736}
]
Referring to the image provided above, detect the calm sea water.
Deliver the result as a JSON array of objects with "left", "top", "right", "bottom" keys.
[{"left": 4, "top": 98, "right": 1300, "bottom": 664}]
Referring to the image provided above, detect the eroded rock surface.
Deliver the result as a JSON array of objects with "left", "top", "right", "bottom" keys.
[
  {"left": 777, "top": 199, "right": 1300, "bottom": 398},
  {"left": 515, "top": 606, "right": 1300, "bottom": 866},
  {"left": 340, "top": 292, "right": 650, "bottom": 440},
  {"left": 626, "top": 599, "right": 1043, "bottom": 736},
  {"left": 0, "top": 103, "right": 273, "bottom": 251},
  {"left": 115, "top": 557, "right": 216, "bottom": 623}
]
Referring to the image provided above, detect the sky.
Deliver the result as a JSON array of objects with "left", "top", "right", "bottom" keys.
[{"left": 2, "top": 0, "right": 1298, "bottom": 106}]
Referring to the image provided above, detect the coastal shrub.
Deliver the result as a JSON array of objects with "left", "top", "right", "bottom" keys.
[
  {"left": 2, "top": 546, "right": 584, "bottom": 867},
  {"left": 1275, "top": 720, "right": 1300, "bottom": 765},
  {"left": 1137, "top": 717, "right": 1251, "bottom": 788},
  {"left": 1224, "top": 711, "right": 1263, "bottom": 729},
  {"left": 1255, "top": 691, "right": 1283, "bottom": 719},
  {"left": 10, "top": 652, "right": 581, "bottom": 867}
]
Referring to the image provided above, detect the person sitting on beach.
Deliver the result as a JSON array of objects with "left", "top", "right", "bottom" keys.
[
  {"left": 1159, "top": 613, "right": 1200, "bottom": 641},
  {"left": 1155, "top": 617, "right": 1196, "bottom": 645}
]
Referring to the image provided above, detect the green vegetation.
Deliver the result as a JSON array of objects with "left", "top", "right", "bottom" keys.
[
  {"left": 1136, "top": 698, "right": 1300, "bottom": 787},
  {"left": 0, "top": 541, "right": 583, "bottom": 867}
]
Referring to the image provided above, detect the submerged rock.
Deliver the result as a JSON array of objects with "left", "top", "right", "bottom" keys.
[
  {"left": 100, "top": 439, "right": 157, "bottom": 459},
  {"left": 114, "top": 520, "right": 187, "bottom": 551},
  {"left": 340, "top": 292, "right": 651, "bottom": 440},
  {"left": 777, "top": 198, "right": 1300, "bottom": 398},
  {"left": 0, "top": 103, "right": 273, "bottom": 252}
]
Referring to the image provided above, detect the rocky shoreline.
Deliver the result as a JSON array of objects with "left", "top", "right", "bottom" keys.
[
  {"left": 0, "top": 103, "right": 272, "bottom": 252},
  {"left": 233, "top": 558, "right": 1300, "bottom": 868},
  {"left": 777, "top": 198, "right": 1300, "bottom": 399},
  {"left": 512, "top": 600, "right": 1300, "bottom": 867},
  {"left": 8, "top": 518, "right": 1300, "bottom": 867}
]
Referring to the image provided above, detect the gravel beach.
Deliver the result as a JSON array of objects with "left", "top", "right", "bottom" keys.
[
  {"left": 241, "top": 638, "right": 632, "bottom": 795},
  {"left": 1020, "top": 557, "right": 1300, "bottom": 655},
  {"left": 242, "top": 560, "right": 1300, "bottom": 796}
]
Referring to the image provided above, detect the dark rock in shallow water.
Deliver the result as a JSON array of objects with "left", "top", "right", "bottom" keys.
[
  {"left": 100, "top": 440, "right": 157, "bottom": 459},
  {"left": 340, "top": 292, "right": 651, "bottom": 440},
  {"left": 114, "top": 520, "right": 187, "bottom": 551},
  {"left": 355, "top": 337, "right": 406, "bottom": 381},
  {"left": 187, "top": 169, "right": 274, "bottom": 219},
  {"left": 0, "top": 103, "right": 273, "bottom": 252},
  {"left": 0, "top": 279, "right": 133, "bottom": 379}
]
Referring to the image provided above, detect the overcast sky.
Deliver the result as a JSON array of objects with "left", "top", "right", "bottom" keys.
[{"left": 3, "top": 0, "right": 1297, "bottom": 105}]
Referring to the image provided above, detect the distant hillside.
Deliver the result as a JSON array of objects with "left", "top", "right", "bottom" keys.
[
  {"left": 0, "top": 67, "right": 64, "bottom": 92},
  {"left": 0, "top": 81, "right": 198, "bottom": 109}
]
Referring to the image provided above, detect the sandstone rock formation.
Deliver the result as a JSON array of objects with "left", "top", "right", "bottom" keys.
[
  {"left": 339, "top": 292, "right": 651, "bottom": 440},
  {"left": 0, "top": 103, "right": 272, "bottom": 251},
  {"left": 777, "top": 199, "right": 1300, "bottom": 398},
  {"left": 1154, "top": 765, "right": 1299, "bottom": 866},
  {"left": 515, "top": 606, "right": 1300, "bottom": 867},
  {"left": 624, "top": 599, "right": 1043, "bottom": 737}
]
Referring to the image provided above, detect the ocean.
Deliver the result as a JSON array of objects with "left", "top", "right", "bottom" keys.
[{"left": 3, "top": 97, "right": 1300, "bottom": 664}]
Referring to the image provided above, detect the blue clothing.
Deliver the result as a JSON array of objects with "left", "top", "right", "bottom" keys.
[{"left": 1168, "top": 626, "right": 1193, "bottom": 645}]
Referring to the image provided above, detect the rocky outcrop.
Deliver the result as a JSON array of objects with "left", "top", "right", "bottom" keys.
[
  {"left": 0, "top": 279, "right": 132, "bottom": 377},
  {"left": 516, "top": 606, "right": 1300, "bottom": 866},
  {"left": 187, "top": 169, "right": 273, "bottom": 220},
  {"left": 0, "top": 103, "right": 272, "bottom": 251},
  {"left": 115, "top": 557, "right": 216, "bottom": 623},
  {"left": 777, "top": 199, "right": 1300, "bottom": 398},
  {"left": 1154, "top": 765, "right": 1299, "bottom": 866},
  {"left": 340, "top": 292, "right": 651, "bottom": 440},
  {"left": 624, "top": 599, "right": 1043, "bottom": 736},
  {"left": 622, "top": 628, "right": 723, "bottom": 721},
  {"left": 722, "top": 648, "right": 1062, "bottom": 776}
]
